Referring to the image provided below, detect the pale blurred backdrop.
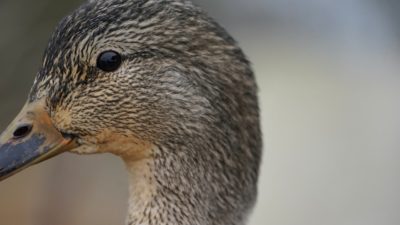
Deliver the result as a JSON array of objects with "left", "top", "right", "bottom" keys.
[{"left": 1, "top": 0, "right": 400, "bottom": 225}]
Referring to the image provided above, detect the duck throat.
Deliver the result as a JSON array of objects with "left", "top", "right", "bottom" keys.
[
  {"left": 123, "top": 145, "right": 213, "bottom": 225},
  {"left": 124, "top": 141, "right": 252, "bottom": 225},
  {"left": 125, "top": 158, "right": 157, "bottom": 225}
]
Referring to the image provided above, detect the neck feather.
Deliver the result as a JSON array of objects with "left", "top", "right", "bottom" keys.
[
  {"left": 124, "top": 144, "right": 249, "bottom": 225},
  {"left": 124, "top": 146, "right": 209, "bottom": 225}
]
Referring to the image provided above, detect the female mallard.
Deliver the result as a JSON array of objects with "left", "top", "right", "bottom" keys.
[{"left": 0, "top": 0, "right": 261, "bottom": 224}]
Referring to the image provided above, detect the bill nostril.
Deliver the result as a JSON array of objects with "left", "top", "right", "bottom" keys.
[{"left": 13, "top": 124, "right": 33, "bottom": 139}]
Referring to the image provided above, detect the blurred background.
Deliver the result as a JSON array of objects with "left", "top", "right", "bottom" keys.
[{"left": 0, "top": 0, "right": 400, "bottom": 224}]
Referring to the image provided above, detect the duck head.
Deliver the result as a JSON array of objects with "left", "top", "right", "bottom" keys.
[{"left": 0, "top": 0, "right": 261, "bottom": 224}]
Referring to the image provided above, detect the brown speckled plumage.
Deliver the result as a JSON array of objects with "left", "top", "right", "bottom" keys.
[{"left": 28, "top": 0, "right": 262, "bottom": 224}]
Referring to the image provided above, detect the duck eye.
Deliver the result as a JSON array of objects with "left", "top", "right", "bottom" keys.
[{"left": 96, "top": 50, "right": 122, "bottom": 72}]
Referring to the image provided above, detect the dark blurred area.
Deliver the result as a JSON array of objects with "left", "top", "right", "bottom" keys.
[{"left": 0, "top": 0, "right": 400, "bottom": 225}]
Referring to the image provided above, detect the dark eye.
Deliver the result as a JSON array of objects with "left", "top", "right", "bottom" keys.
[{"left": 96, "top": 50, "right": 122, "bottom": 72}]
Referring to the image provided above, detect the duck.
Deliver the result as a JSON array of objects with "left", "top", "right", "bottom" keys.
[{"left": 0, "top": 0, "right": 262, "bottom": 224}]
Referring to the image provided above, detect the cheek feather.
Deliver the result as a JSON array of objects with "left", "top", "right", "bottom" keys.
[
  {"left": 52, "top": 108, "right": 73, "bottom": 131},
  {"left": 70, "top": 128, "right": 153, "bottom": 161},
  {"left": 94, "top": 129, "right": 154, "bottom": 161}
]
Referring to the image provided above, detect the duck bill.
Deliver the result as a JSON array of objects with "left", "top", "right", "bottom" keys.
[{"left": 0, "top": 99, "right": 77, "bottom": 181}]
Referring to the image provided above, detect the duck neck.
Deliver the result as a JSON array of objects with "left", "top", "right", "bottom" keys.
[
  {"left": 124, "top": 146, "right": 210, "bottom": 225},
  {"left": 124, "top": 157, "right": 157, "bottom": 225}
]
